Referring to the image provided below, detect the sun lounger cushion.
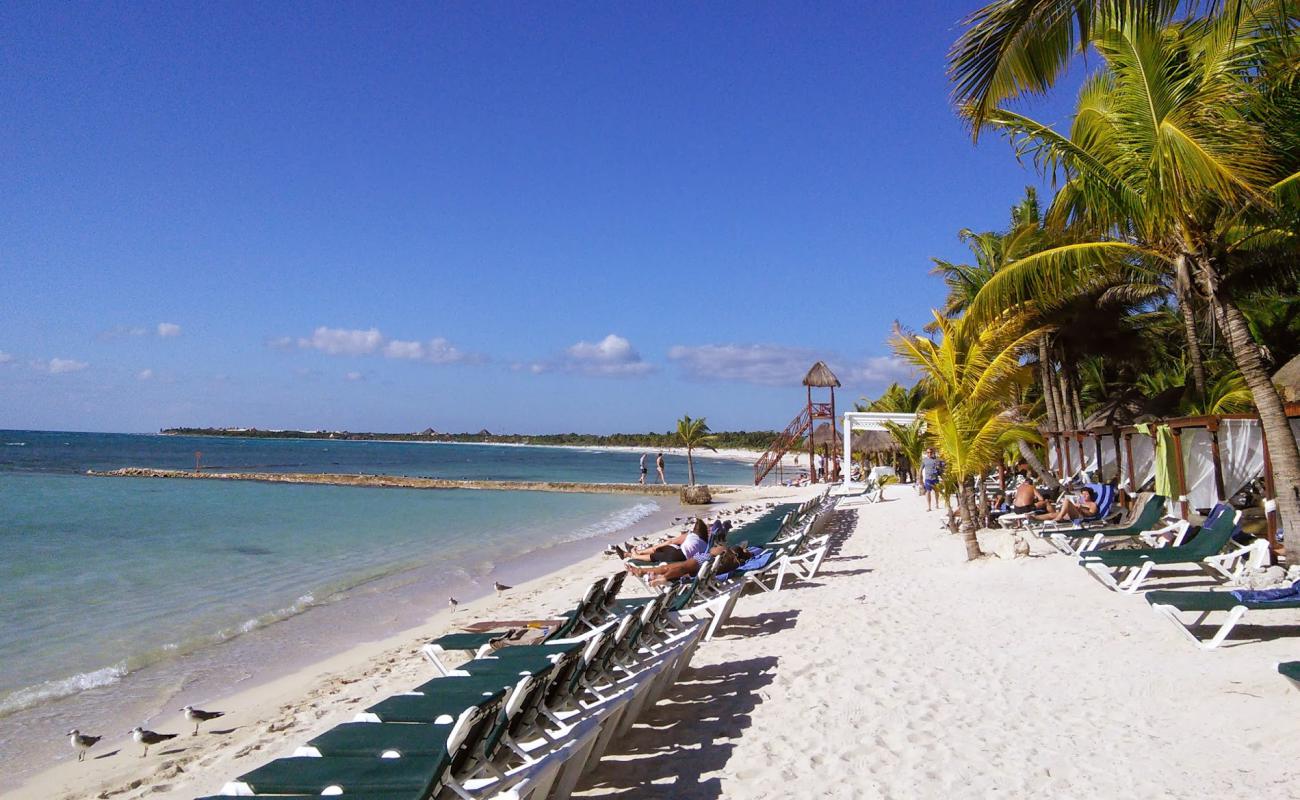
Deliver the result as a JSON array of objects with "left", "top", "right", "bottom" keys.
[
  {"left": 307, "top": 722, "right": 454, "bottom": 758},
  {"left": 231, "top": 754, "right": 443, "bottom": 795},
  {"left": 365, "top": 686, "right": 505, "bottom": 723},
  {"left": 1279, "top": 662, "right": 1300, "bottom": 681}
]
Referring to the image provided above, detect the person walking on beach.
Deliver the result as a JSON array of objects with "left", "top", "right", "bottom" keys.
[
  {"left": 655, "top": 452, "right": 666, "bottom": 484},
  {"left": 638, "top": 453, "right": 648, "bottom": 485},
  {"left": 921, "top": 447, "right": 942, "bottom": 511}
]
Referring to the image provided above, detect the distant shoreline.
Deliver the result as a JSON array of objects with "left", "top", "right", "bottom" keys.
[
  {"left": 158, "top": 427, "right": 779, "bottom": 455},
  {"left": 157, "top": 429, "right": 802, "bottom": 469}
]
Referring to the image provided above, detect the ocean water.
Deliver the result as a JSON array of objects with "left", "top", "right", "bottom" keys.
[{"left": 0, "top": 431, "right": 754, "bottom": 783}]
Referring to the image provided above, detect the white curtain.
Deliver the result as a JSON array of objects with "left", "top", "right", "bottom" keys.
[
  {"left": 1181, "top": 428, "right": 1217, "bottom": 511},
  {"left": 1125, "top": 433, "right": 1157, "bottom": 491},
  {"left": 1219, "top": 419, "right": 1265, "bottom": 500},
  {"left": 1080, "top": 437, "right": 1099, "bottom": 479},
  {"left": 1048, "top": 438, "right": 1060, "bottom": 475},
  {"left": 1098, "top": 435, "right": 1119, "bottom": 482}
]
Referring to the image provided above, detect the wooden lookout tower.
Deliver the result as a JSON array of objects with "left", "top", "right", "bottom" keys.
[
  {"left": 752, "top": 360, "right": 841, "bottom": 485},
  {"left": 803, "top": 361, "right": 841, "bottom": 477}
]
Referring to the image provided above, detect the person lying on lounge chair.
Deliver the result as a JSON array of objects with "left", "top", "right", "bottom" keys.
[
  {"left": 621, "top": 518, "right": 711, "bottom": 563},
  {"left": 626, "top": 545, "right": 747, "bottom": 588},
  {"left": 1034, "top": 487, "right": 1098, "bottom": 522}
]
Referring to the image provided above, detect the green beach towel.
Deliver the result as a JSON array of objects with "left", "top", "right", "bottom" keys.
[{"left": 1137, "top": 423, "right": 1179, "bottom": 500}]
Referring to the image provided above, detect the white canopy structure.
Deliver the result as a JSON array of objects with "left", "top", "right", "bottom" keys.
[{"left": 841, "top": 411, "right": 918, "bottom": 486}]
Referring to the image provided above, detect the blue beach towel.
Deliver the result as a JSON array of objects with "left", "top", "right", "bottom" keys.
[
  {"left": 715, "top": 548, "right": 772, "bottom": 582},
  {"left": 1232, "top": 579, "right": 1300, "bottom": 604}
]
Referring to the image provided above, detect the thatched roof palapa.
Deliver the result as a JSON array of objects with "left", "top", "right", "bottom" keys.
[
  {"left": 852, "top": 429, "right": 899, "bottom": 453},
  {"left": 802, "top": 361, "right": 841, "bottom": 388},
  {"left": 809, "top": 422, "right": 843, "bottom": 447},
  {"left": 1275, "top": 354, "right": 1300, "bottom": 403}
]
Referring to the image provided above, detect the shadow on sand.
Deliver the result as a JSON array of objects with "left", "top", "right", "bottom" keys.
[{"left": 572, "top": 653, "right": 782, "bottom": 799}]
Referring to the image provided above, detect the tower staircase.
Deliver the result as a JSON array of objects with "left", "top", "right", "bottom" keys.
[{"left": 753, "top": 406, "right": 813, "bottom": 485}]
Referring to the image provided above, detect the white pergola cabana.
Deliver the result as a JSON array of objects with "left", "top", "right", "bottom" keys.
[{"left": 841, "top": 411, "right": 918, "bottom": 486}]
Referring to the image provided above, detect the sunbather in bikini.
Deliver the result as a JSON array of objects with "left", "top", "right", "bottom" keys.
[
  {"left": 621, "top": 519, "right": 711, "bottom": 563},
  {"left": 1035, "top": 486, "right": 1098, "bottom": 522},
  {"left": 626, "top": 544, "right": 747, "bottom": 587}
]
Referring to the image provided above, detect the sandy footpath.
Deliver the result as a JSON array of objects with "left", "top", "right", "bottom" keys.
[
  {"left": 574, "top": 488, "right": 1300, "bottom": 799},
  {"left": 12, "top": 485, "right": 813, "bottom": 800}
]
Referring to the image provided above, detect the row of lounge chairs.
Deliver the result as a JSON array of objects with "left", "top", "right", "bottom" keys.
[
  {"left": 1045, "top": 495, "right": 1290, "bottom": 653},
  {"left": 202, "top": 492, "right": 843, "bottom": 799},
  {"left": 206, "top": 582, "right": 705, "bottom": 800}
]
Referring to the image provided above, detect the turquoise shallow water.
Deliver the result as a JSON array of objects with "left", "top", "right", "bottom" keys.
[
  {"left": 0, "top": 472, "right": 656, "bottom": 716},
  {"left": 0, "top": 431, "right": 754, "bottom": 728}
]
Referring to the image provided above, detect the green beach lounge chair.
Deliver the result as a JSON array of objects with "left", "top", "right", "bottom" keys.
[
  {"left": 216, "top": 694, "right": 504, "bottom": 799},
  {"left": 422, "top": 578, "right": 607, "bottom": 675},
  {"left": 1278, "top": 661, "right": 1300, "bottom": 685},
  {"left": 1146, "top": 589, "right": 1300, "bottom": 650},
  {"left": 1046, "top": 494, "right": 1176, "bottom": 554},
  {"left": 1078, "top": 506, "right": 1266, "bottom": 593}
]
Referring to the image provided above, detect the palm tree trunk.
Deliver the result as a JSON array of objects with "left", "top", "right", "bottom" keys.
[
  {"left": 958, "top": 482, "right": 981, "bottom": 560},
  {"left": 1067, "top": 363, "right": 1086, "bottom": 429},
  {"left": 1038, "top": 339, "right": 1061, "bottom": 431},
  {"left": 1175, "top": 254, "right": 1208, "bottom": 399},
  {"left": 1209, "top": 291, "right": 1300, "bottom": 561},
  {"left": 1018, "top": 438, "right": 1061, "bottom": 489},
  {"left": 686, "top": 448, "right": 696, "bottom": 486},
  {"left": 1057, "top": 371, "right": 1074, "bottom": 429}
]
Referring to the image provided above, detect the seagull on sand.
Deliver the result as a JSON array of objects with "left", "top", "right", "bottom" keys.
[
  {"left": 181, "top": 705, "right": 225, "bottom": 735},
  {"left": 130, "top": 726, "right": 178, "bottom": 757},
  {"left": 68, "top": 729, "right": 101, "bottom": 762},
  {"left": 493, "top": 581, "right": 511, "bottom": 594},
  {"left": 448, "top": 596, "right": 459, "bottom": 612}
]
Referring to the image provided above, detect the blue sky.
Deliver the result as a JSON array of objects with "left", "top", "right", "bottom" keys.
[{"left": 0, "top": 1, "right": 1080, "bottom": 434}]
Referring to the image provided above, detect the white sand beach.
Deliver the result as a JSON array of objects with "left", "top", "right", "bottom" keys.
[
  {"left": 17, "top": 484, "right": 1300, "bottom": 799},
  {"left": 575, "top": 490, "right": 1300, "bottom": 798}
]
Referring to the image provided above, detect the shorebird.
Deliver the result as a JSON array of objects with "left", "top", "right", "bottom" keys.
[
  {"left": 130, "top": 726, "right": 178, "bottom": 757},
  {"left": 493, "top": 581, "right": 511, "bottom": 594},
  {"left": 67, "top": 729, "right": 101, "bottom": 762},
  {"left": 448, "top": 596, "right": 459, "bottom": 612},
  {"left": 181, "top": 705, "right": 225, "bottom": 735}
]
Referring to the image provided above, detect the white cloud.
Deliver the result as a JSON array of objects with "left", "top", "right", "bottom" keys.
[
  {"left": 424, "top": 337, "right": 476, "bottom": 365},
  {"left": 298, "top": 326, "right": 384, "bottom": 356},
  {"left": 383, "top": 339, "right": 425, "bottom": 360},
  {"left": 667, "top": 343, "right": 815, "bottom": 386},
  {"left": 344, "top": 371, "right": 365, "bottom": 382},
  {"left": 278, "top": 326, "right": 484, "bottom": 365},
  {"left": 39, "top": 358, "right": 90, "bottom": 374},
  {"left": 667, "top": 344, "right": 915, "bottom": 388},
  {"left": 0, "top": 351, "right": 13, "bottom": 364},
  {"left": 157, "top": 322, "right": 182, "bottom": 338},
  {"left": 841, "top": 356, "right": 915, "bottom": 385},
  {"left": 531, "top": 334, "right": 654, "bottom": 377},
  {"left": 137, "top": 368, "right": 154, "bottom": 380}
]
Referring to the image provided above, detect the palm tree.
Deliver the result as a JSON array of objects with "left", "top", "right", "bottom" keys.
[
  {"left": 964, "top": 14, "right": 1300, "bottom": 558},
  {"left": 676, "top": 415, "right": 717, "bottom": 487},
  {"left": 857, "top": 381, "right": 927, "bottom": 413},
  {"left": 883, "top": 418, "right": 927, "bottom": 486},
  {"left": 893, "top": 311, "right": 1047, "bottom": 559},
  {"left": 948, "top": 0, "right": 1264, "bottom": 129}
]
